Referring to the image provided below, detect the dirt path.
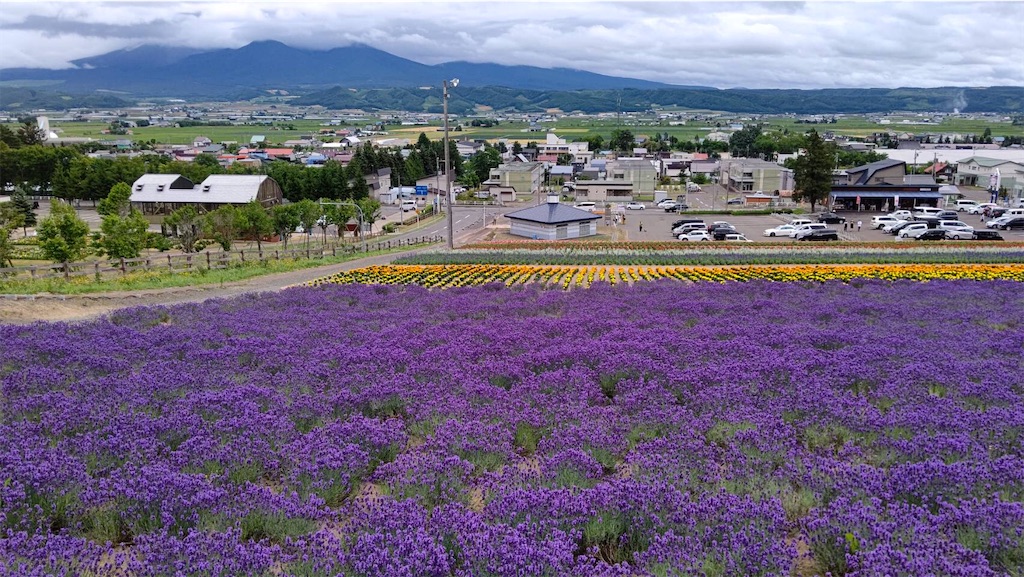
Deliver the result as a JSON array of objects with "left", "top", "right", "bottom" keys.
[{"left": 0, "top": 250, "right": 416, "bottom": 325}]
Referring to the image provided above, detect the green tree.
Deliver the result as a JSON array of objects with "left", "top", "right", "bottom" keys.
[
  {"left": 37, "top": 200, "right": 90, "bottom": 263},
  {"left": 294, "top": 199, "right": 322, "bottom": 248},
  {"left": 164, "top": 205, "right": 206, "bottom": 253},
  {"left": 10, "top": 186, "right": 36, "bottom": 235},
  {"left": 356, "top": 198, "right": 382, "bottom": 234},
  {"left": 609, "top": 129, "right": 635, "bottom": 152},
  {"left": 236, "top": 201, "right": 274, "bottom": 251},
  {"left": 17, "top": 121, "right": 44, "bottom": 147},
  {"left": 94, "top": 182, "right": 149, "bottom": 259},
  {"left": 791, "top": 131, "right": 836, "bottom": 213},
  {"left": 270, "top": 204, "right": 301, "bottom": 249},
  {"left": 728, "top": 124, "right": 763, "bottom": 157},
  {"left": 0, "top": 202, "right": 25, "bottom": 267},
  {"left": 205, "top": 204, "right": 238, "bottom": 250}
]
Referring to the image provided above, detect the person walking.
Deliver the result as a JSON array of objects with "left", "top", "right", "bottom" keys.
[
  {"left": 857, "top": 220, "right": 862, "bottom": 232},
  {"left": 638, "top": 222, "right": 644, "bottom": 233},
  {"left": 844, "top": 221, "right": 848, "bottom": 232}
]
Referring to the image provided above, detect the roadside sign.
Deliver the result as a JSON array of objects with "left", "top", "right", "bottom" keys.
[{"left": 415, "top": 185, "right": 429, "bottom": 196}]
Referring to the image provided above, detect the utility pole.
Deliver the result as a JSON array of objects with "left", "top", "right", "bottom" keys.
[{"left": 443, "top": 78, "right": 459, "bottom": 250}]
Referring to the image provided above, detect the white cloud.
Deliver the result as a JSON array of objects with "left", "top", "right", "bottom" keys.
[{"left": 0, "top": 1, "right": 1021, "bottom": 89}]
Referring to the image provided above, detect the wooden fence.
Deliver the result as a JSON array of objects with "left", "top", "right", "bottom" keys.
[{"left": 1, "top": 235, "right": 442, "bottom": 283}]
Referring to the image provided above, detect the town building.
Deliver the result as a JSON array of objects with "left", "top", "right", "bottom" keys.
[
  {"left": 130, "top": 174, "right": 283, "bottom": 216},
  {"left": 504, "top": 194, "right": 600, "bottom": 240}
]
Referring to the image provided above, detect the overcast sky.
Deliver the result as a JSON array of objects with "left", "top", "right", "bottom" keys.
[{"left": 1, "top": 0, "right": 1022, "bottom": 89}]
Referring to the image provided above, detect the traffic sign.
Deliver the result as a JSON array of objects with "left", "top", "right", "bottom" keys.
[{"left": 415, "top": 185, "right": 429, "bottom": 196}]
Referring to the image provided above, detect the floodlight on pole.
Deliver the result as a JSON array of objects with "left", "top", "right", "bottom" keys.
[{"left": 443, "top": 78, "right": 459, "bottom": 250}]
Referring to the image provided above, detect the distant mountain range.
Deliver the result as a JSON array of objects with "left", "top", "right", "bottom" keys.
[{"left": 1, "top": 41, "right": 1022, "bottom": 115}]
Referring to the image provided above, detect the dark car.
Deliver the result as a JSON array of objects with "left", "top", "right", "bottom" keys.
[
  {"left": 817, "top": 212, "right": 847, "bottom": 224},
  {"left": 665, "top": 204, "right": 690, "bottom": 212},
  {"left": 916, "top": 229, "right": 947, "bottom": 241},
  {"left": 988, "top": 208, "right": 1008, "bottom": 218},
  {"left": 726, "top": 197, "right": 744, "bottom": 205},
  {"left": 797, "top": 229, "right": 839, "bottom": 241},
  {"left": 997, "top": 217, "right": 1024, "bottom": 230},
  {"left": 710, "top": 227, "right": 738, "bottom": 240},
  {"left": 972, "top": 230, "right": 1004, "bottom": 241},
  {"left": 936, "top": 210, "right": 959, "bottom": 220},
  {"left": 672, "top": 218, "right": 704, "bottom": 228}
]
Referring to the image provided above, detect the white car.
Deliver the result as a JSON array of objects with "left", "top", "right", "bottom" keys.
[
  {"left": 723, "top": 233, "right": 753, "bottom": 242},
  {"left": 937, "top": 221, "right": 975, "bottom": 240},
  {"left": 673, "top": 222, "right": 707, "bottom": 235},
  {"left": 897, "top": 222, "right": 930, "bottom": 238},
  {"left": 889, "top": 210, "right": 914, "bottom": 221},
  {"left": 987, "top": 216, "right": 1013, "bottom": 229},
  {"left": 967, "top": 203, "right": 999, "bottom": 215},
  {"left": 871, "top": 215, "right": 900, "bottom": 229},
  {"left": 678, "top": 230, "right": 712, "bottom": 241},
  {"left": 625, "top": 202, "right": 645, "bottom": 210},
  {"left": 882, "top": 220, "right": 909, "bottom": 233},
  {"left": 790, "top": 223, "right": 828, "bottom": 239},
  {"left": 656, "top": 199, "right": 676, "bottom": 208},
  {"left": 763, "top": 224, "right": 797, "bottom": 237},
  {"left": 788, "top": 218, "right": 814, "bottom": 228}
]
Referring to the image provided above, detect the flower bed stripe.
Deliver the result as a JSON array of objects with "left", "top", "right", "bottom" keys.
[{"left": 309, "top": 263, "right": 1024, "bottom": 289}]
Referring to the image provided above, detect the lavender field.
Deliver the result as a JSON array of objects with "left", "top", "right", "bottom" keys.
[{"left": 2, "top": 280, "right": 1023, "bottom": 576}]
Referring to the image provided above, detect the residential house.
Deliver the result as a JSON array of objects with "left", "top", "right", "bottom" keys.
[
  {"left": 721, "top": 158, "right": 794, "bottom": 194},
  {"left": 536, "top": 133, "right": 592, "bottom": 165},
  {"left": 484, "top": 162, "right": 544, "bottom": 201},
  {"left": 923, "top": 161, "right": 955, "bottom": 182},
  {"left": 573, "top": 180, "right": 635, "bottom": 203},
  {"left": 955, "top": 157, "right": 1024, "bottom": 192},
  {"left": 606, "top": 158, "right": 658, "bottom": 195}
]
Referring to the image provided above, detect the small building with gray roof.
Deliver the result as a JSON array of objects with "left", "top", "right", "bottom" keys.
[
  {"left": 130, "top": 174, "right": 283, "bottom": 216},
  {"left": 504, "top": 195, "right": 600, "bottom": 240}
]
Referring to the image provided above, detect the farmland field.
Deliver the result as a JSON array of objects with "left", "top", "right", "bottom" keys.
[
  {"left": 19, "top": 113, "right": 1024, "bottom": 147},
  {"left": 2, "top": 279, "right": 1023, "bottom": 576}
]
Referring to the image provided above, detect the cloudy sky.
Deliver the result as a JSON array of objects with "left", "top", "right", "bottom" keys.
[{"left": 1, "top": 0, "right": 1022, "bottom": 89}]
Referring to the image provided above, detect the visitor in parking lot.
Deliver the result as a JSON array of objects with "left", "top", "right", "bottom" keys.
[
  {"left": 844, "top": 222, "right": 848, "bottom": 232},
  {"left": 639, "top": 222, "right": 644, "bottom": 233},
  {"left": 857, "top": 220, "right": 862, "bottom": 232}
]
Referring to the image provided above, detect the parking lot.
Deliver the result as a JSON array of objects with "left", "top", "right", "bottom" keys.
[{"left": 612, "top": 205, "right": 1024, "bottom": 243}]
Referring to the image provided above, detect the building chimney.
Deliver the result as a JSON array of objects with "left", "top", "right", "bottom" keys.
[{"left": 546, "top": 193, "right": 559, "bottom": 204}]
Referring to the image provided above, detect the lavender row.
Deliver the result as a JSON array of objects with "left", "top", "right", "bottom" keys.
[{"left": 2, "top": 279, "right": 1022, "bottom": 576}]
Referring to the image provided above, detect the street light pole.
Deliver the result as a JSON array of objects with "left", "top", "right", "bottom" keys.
[{"left": 443, "top": 78, "right": 459, "bottom": 250}]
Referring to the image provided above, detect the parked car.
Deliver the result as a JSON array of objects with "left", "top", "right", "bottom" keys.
[
  {"left": 967, "top": 203, "right": 999, "bottom": 215},
  {"left": 890, "top": 210, "right": 914, "bottom": 221},
  {"left": 912, "top": 206, "right": 943, "bottom": 220},
  {"left": 726, "top": 197, "right": 744, "bottom": 205},
  {"left": 573, "top": 202, "right": 597, "bottom": 212},
  {"left": 672, "top": 222, "right": 707, "bottom": 235},
  {"left": 885, "top": 221, "right": 913, "bottom": 234},
  {"left": 665, "top": 203, "right": 690, "bottom": 213},
  {"left": 788, "top": 218, "right": 814, "bottom": 227},
  {"left": 798, "top": 229, "right": 840, "bottom": 241},
  {"left": 954, "top": 199, "right": 979, "bottom": 212},
  {"left": 997, "top": 217, "right": 1024, "bottom": 230},
  {"left": 722, "top": 233, "right": 753, "bottom": 242},
  {"left": 917, "top": 229, "right": 948, "bottom": 241},
  {"left": 790, "top": 223, "right": 828, "bottom": 239},
  {"left": 672, "top": 218, "right": 705, "bottom": 229},
  {"left": 937, "top": 221, "right": 975, "bottom": 240},
  {"left": 986, "top": 216, "right": 1013, "bottom": 229},
  {"left": 707, "top": 221, "right": 734, "bottom": 231},
  {"left": 871, "top": 215, "right": 900, "bottom": 229},
  {"left": 625, "top": 202, "right": 645, "bottom": 210},
  {"left": 897, "top": 222, "right": 931, "bottom": 238},
  {"left": 711, "top": 227, "right": 739, "bottom": 240},
  {"left": 678, "top": 230, "right": 712, "bottom": 241},
  {"left": 936, "top": 210, "right": 959, "bottom": 220},
  {"left": 763, "top": 224, "right": 798, "bottom": 237},
  {"left": 655, "top": 199, "right": 676, "bottom": 208},
  {"left": 817, "top": 212, "right": 847, "bottom": 224},
  {"left": 972, "top": 230, "right": 1004, "bottom": 241}
]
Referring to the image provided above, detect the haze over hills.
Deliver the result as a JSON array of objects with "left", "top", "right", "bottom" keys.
[{"left": 0, "top": 41, "right": 1021, "bottom": 114}]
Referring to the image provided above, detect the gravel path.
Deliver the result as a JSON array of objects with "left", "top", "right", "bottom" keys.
[{"left": 0, "top": 249, "right": 426, "bottom": 325}]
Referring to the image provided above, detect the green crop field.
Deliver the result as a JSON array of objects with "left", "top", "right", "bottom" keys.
[{"left": 9, "top": 113, "right": 1022, "bottom": 147}]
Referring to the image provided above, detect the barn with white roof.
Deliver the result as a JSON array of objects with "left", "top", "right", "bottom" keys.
[{"left": 130, "top": 174, "right": 283, "bottom": 216}]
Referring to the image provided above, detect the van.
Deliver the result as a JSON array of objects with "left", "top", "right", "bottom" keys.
[
  {"left": 913, "top": 206, "right": 943, "bottom": 218},
  {"left": 400, "top": 199, "right": 417, "bottom": 212},
  {"left": 789, "top": 218, "right": 813, "bottom": 227},
  {"left": 573, "top": 202, "right": 597, "bottom": 213},
  {"left": 1005, "top": 208, "right": 1024, "bottom": 217},
  {"left": 686, "top": 183, "right": 701, "bottom": 192},
  {"left": 955, "top": 199, "right": 978, "bottom": 211}
]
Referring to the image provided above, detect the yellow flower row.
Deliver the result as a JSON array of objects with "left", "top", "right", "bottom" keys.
[{"left": 309, "top": 264, "right": 1024, "bottom": 289}]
